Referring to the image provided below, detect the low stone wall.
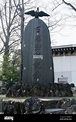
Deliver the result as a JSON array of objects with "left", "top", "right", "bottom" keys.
[
  {"left": 1, "top": 97, "right": 76, "bottom": 114},
  {"left": 6, "top": 83, "right": 73, "bottom": 98},
  {"left": 0, "top": 98, "right": 2, "bottom": 112}
]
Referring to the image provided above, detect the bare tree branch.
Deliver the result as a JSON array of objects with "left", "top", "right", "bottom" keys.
[
  {"left": 62, "top": 0, "right": 76, "bottom": 12},
  {"left": 0, "top": 34, "right": 5, "bottom": 44},
  {"left": 13, "top": 0, "right": 22, "bottom": 17},
  {"left": 4, "top": 2, "right": 8, "bottom": 27},
  {"left": 0, "top": 0, "right": 20, "bottom": 55},
  {"left": 0, "top": 10, "right": 7, "bottom": 38},
  {"left": 0, "top": 46, "right": 4, "bottom": 53},
  {"left": 52, "top": 2, "right": 63, "bottom": 11}
]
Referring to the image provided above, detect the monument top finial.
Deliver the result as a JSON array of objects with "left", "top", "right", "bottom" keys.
[
  {"left": 25, "top": 7, "right": 50, "bottom": 18},
  {"left": 36, "top": 7, "right": 39, "bottom": 12}
]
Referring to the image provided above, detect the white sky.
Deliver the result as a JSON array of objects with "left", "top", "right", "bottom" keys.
[{"left": 36, "top": 0, "right": 76, "bottom": 46}]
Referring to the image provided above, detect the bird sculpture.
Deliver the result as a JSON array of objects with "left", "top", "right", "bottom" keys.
[{"left": 25, "top": 7, "right": 50, "bottom": 18}]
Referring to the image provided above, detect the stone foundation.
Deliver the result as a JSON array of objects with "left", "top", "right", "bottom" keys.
[{"left": 6, "top": 83, "right": 73, "bottom": 97}]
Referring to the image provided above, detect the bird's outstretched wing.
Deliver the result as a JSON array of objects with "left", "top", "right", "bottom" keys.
[
  {"left": 25, "top": 10, "right": 35, "bottom": 16},
  {"left": 39, "top": 11, "right": 50, "bottom": 17}
]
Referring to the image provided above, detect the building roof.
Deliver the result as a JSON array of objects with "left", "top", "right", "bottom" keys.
[
  {"left": 52, "top": 44, "right": 76, "bottom": 49},
  {"left": 51, "top": 44, "right": 76, "bottom": 55}
]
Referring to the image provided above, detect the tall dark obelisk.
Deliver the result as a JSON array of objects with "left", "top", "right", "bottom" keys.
[{"left": 22, "top": 8, "right": 54, "bottom": 84}]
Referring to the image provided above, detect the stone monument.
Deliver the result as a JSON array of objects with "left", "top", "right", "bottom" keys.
[{"left": 22, "top": 8, "right": 54, "bottom": 84}]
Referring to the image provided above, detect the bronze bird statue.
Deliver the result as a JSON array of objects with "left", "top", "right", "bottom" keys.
[{"left": 25, "top": 7, "right": 50, "bottom": 18}]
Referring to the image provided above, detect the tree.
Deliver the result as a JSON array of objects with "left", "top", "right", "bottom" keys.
[
  {"left": 0, "top": 0, "right": 21, "bottom": 56},
  {"left": 0, "top": 0, "right": 36, "bottom": 83},
  {"left": 0, "top": 0, "right": 21, "bottom": 83},
  {"left": 0, "top": 0, "right": 36, "bottom": 54},
  {"left": 0, "top": 50, "right": 21, "bottom": 83}
]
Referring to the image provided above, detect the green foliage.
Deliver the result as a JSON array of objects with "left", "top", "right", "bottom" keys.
[
  {"left": 70, "top": 83, "right": 75, "bottom": 87},
  {"left": 0, "top": 55, "right": 20, "bottom": 83}
]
